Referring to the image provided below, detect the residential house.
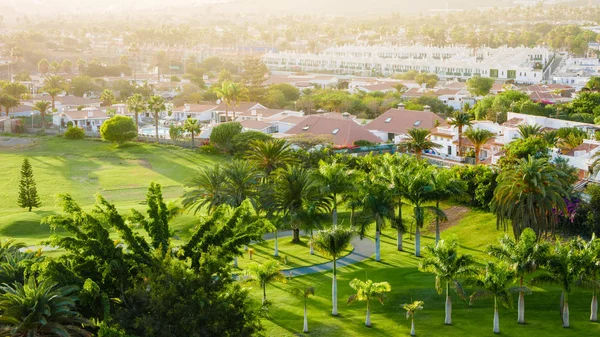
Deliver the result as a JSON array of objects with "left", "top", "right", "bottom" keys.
[
  {"left": 53, "top": 108, "right": 110, "bottom": 132},
  {"left": 366, "top": 104, "right": 447, "bottom": 142},
  {"left": 285, "top": 114, "right": 381, "bottom": 146}
]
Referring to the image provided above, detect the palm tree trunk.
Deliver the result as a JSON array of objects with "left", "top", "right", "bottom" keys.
[
  {"left": 41, "top": 112, "right": 45, "bottom": 130},
  {"left": 135, "top": 112, "right": 139, "bottom": 131},
  {"left": 191, "top": 131, "right": 195, "bottom": 147},
  {"left": 591, "top": 292, "right": 598, "bottom": 322},
  {"left": 332, "top": 258, "right": 338, "bottom": 316},
  {"left": 493, "top": 297, "right": 500, "bottom": 334},
  {"left": 303, "top": 303, "right": 309, "bottom": 332},
  {"left": 274, "top": 230, "right": 279, "bottom": 257},
  {"left": 292, "top": 228, "right": 300, "bottom": 243},
  {"left": 397, "top": 201, "right": 403, "bottom": 251},
  {"left": 333, "top": 204, "right": 338, "bottom": 226},
  {"left": 262, "top": 283, "right": 267, "bottom": 305},
  {"left": 233, "top": 256, "right": 238, "bottom": 268},
  {"left": 365, "top": 301, "right": 371, "bottom": 327},
  {"left": 415, "top": 225, "right": 421, "bottom": 257},
  {"left": 475, "top": 147, "right": 481, "bottom": 165},
  {"left": 560, "top": 290, "right": 564, "bottom": 317},
  {"left": 435, "top": 200, "right": 440, "bottom": 245},
  {"left": 309, "top": 230, "right": 314, "bottom": 255},
  {"left": 410, "top": 317, "right": 416, "bottom": 336},
  {"left": 563, "top": 296, "right": 570, "bottom": 328},
  {"left": 375, "top": 222, "right": 381, "bottom": 262},
  {"left": 518, "top": 277, "right": 525, "bottom": 324},
  {"left": 445, "top": 283, "right": 452, "bottom": 325},
  {"left": 155, "top": 113, "right": 159, "bottom": 143}
]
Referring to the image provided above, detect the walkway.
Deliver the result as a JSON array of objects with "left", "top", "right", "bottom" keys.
[{"left": 264, "top": 230, "right": 375, "bottom": 278}]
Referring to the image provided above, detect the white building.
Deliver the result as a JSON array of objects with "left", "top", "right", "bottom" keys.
[
  {"left": 263, "top": 45, "right": 553, "bottom": 84},
  {"left": 552, "top": 57, "right": 600, "bottom": 90}
]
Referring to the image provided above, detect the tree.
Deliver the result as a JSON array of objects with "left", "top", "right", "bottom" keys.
[
  {"left": 126, "top": 93, "right": 146, "bottom": 130},
  {"left": 466, "top": 76, "right": 494, "bottom": 96},
  {"left": 184, "top": 118, "right": 201, "bottom": 146},
  {"left": 70, "top": 75, "right": 97, "bottom": 97},
  {"left": 360, "top": 182, "right": 394, "bottom": 261},
  {"left": 17, "top": 158, "right": 41, "bottom": 212},
  {"left": 42, "top": 75, "right": 66, "bottom": 110},
  {"left": 469, "top": 262, "right": 523, "bottom": 334},
  {"left": 33, "top": 101, "right": 51, "bottom": 130},
  {"left": 231, "top": 131, "right": 272, "bottom": 157},
  {"left": 210, "top": 122, "right": 243, "bottom": 154},
  {"left": 152, "top": 50, "right": 168, "bottom": 82},
  {"left": 419, "top": 239, "right": 475, "bottom": 325},
  {"left": 314, "top": 160, "right": 355, "bottom": 226},
  {"left": 222, "top": 160, "right": 261, "bottom": 208},
  {"left": 429, "top": 168, "right": 466, "bottom": 244},
  {"left": 147, "top": 95, "right": 166, "bottom": 143},
  {"left": 215, "top": 81, "right": 233, "bottom": 121},
  {"left": 0, "top": 93, "right": 19, "bottom": 117},
  {"left": 580, "top": 235, "right": 600, "bottom": 322},
  {"left": 313, "top": 225, "right": 354, "bottom": 316},
  {"left": 448, "top": 111, "right": 473, "bottom": 157},
  {"left": 0, "top": 277, "right": 92, "bottom": 337},
  {"left": 244, "top": 260, "right": 285, "bottom": 304},
  {"left": 2, "top": 81, "right": 28, "bottom": 98},
  {"left": 398, "top": 128, "right": 441, "bottom": 159},
  {"left": 64, "top": 126, "right": 85, "bottom": 140},
  {"left": 464, "top": 128, "right": 495, "bottom": 164},
  {"left": 402, "top": 301, "right": 424, "bottom": 336},
  {"left": 347, "top": 278, "right": 392, "bottom": 327},
  {"left": 62, "top": 59, "right": 73, "bottom": 74},
  {"left": 530, "top": 239, "right": 584, "bottom": 328},
  {"left": 216, "top": 81, "right": 250, "bottom": 121},
  {"left": 241, "top": 57, "right": 268, "bottom": 100},
  {"left": 100, "top": 89, "right": 116, "bottom": 106},
  {"left": 100, "top": 115, "right": 138, "bottom": 145},
  {"left": 517, "top": 124, "right": 543, "bottom": 139},
  {"left": 585, "top": 76, "right": 600, "bottom": 91},
  {"left": 38, "top": 59, "right": 49, "bottom": 75},
  {"left": 291, "top": 286, "right": 315, "bottom": 333},
  {"left": 492, "top": 156, "right": 568, "bottom": 239},
  {"left": 487, "top": 228, "right": 549, "bottom": 324},
  {"left": 245, "top": 139, "right": 298, "bottom": 178}
]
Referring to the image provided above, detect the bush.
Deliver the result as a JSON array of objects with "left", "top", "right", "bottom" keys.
[
  {"left": 231, "top": 131, "right": 271, "bottom": 157},
  {"left": 210, "top": 122, "right": 242, "bottom": 154},
  {"left": 100, "top": 116, "right": 138, "bottom": 145},
  {"left": 198, "top": 143, "right": 220, "bottom": 154},
  {"left": 64, "top": 126, "right": 85, "bottom": 140},
  {"left": 354, "top": 140, "right": 376, "bottom": 147}
]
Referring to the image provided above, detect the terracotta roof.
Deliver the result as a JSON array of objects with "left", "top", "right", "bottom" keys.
[
  {"left": 502, "top": 118, "right": 524, "bottom": 127},
  {"left": 63, "top": 109, "right": 109, "bottom": 120},
  {"left": 240, "top": 120, "right": 272, "bottom": 130},
  {"left": 11, "top": 105, "right": 34, "bottom": 113},
  {"left": 402, "top": 88, "right": 436, "bottom": 97},
  {"left": 360, "top": 82, "right": 397, "bottom": 92},
  {"left": 445, "top": 81, "right": 467, "bottom": 90},
  {"left": 366, "top": 108, "right": 446, "bottom": 134},
  {"left": 435, "top": 88, "right": 462, "bottom": 96},
  {"left": 286, "top": 115, "right": 381, "bottom": 146},
  {"left": 278, "top": 116, "right": 308, "bottom": 124},
  {"left": 566, "top": 143, "right": 599, "bottom": 156},
  {"left": 430, "top": 131, "right": 453, "bottom": 138}
]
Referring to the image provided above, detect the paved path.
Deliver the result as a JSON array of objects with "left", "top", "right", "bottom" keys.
[{"left": 264, "top": 230, "right": 375, "bottom": 278}]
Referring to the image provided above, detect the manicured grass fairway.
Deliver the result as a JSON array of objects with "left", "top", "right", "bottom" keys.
[{"left": 0, "top": 136, "right": 223, "bottom": 245}]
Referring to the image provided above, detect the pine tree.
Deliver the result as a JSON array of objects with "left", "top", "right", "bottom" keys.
[{"left": 18, "top": 158, "right": 41, "bottom": 212}]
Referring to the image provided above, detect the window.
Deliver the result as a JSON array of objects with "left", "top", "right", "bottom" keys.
[
  {"left": 413, "top": 120, "right": 421, "bottom": 126},
  {"left": 302, "top": 125, "right": 310, "bottom": 131},
  {"left": 384, "top": 117, "right": 392, "bottom": 123},
  {"left": 332, "top": 128, "right": 340, "bottom": 135}
]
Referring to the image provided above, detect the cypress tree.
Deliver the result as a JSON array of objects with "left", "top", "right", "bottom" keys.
[{"left": 18, "top": 158, "right": 41, "bottom": 212}]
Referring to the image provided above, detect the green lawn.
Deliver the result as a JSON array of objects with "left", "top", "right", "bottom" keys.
[{"left": 0, "top": 136, "right": 223, "bottom": 245}]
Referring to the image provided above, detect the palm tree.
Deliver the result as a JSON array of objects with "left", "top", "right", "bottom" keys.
[
  {"left": 419, "top": 239, "right": 475, "bottom": 325},
  {"left": 291, "top": 286, "right": 315, "bottom": 333},
  {"left": 297, "top": 195, "right": 331, "bottom": 255},
  {"left": 469, "top": 262, "right": 523, "bottom": 334},
  {"left": 182, "top": 164, "right": 227, "bottom": 214},
  {"left": 0, "top": 277, "right": 92, "bottom": 337},
  {"left": 147, "top": 95, "right": 166, "bottom": 143},
  {"left": 100, "top": 89, "right": 116, "bottom": 107},
  {"left": 2, "top": 81, "right": 28, "bottom": 98},
  {"left": 492, "top": 156, "right": 568, "bottom": 239},
  {"left": 405, "top": 168, "right": 446, "bottom": 257},
  {"left": 398, "top": 128, "right": 441, "bottom": 159},
  {"left": 38, "top": 59, "right": 50, "bottom": 75},
  {"left": 360, "top": 183, "right": 394, "bottom": 262},
  {"left": 0, "top": 94, "right": 19, "bottom": 117},
  {"left": 126, "top": 93, "right": 146, "bottom": 130},
  {"left": 245, "top": 139, "right": 298, "bottom": 178},
  {"left": 402, "top": 300, "right": 424, "bottom": 336},
  {"left": 33, "top": 101, "right": 51, "bottom": 130},
  {"left": 448, "top": 111, "right": 473, "bottom": 156},
  {"left": 429, "top": 168, "right": 466, "bottom": 244},
  {"left": 184, "top": 118, "right": 201, "bottom": 146},
  {"left": 530, "top": 239, "right": 584, "bottom": 328},
  {"left": 244, "top": 260, "right": 285, "bottom": 304},
  {"left": 314, "top": 160, "right": 356, "bottom": 226},
  {"left": 347, "top": 278, "right": 392, "bottom": 327},
  {"left": 152, "top": 50, "right": 168, "bottom": 82},
  {"left": 42, "top": 75, "right": 66, "bottom": 110},
  {"left": 313, "top": 225, "right": 354, "bottom": 316},
  {"left": 518, "top": 124, "right": 543, "bottom": 139},
  {"left": 487, "top": 228, "right": 549, "bottom": 324},
  {"left": 226, "top": 82, "right": 250, "bottom": 120},
  {"left": 222, "top": 160, "right": 261, "bottom": 208},
  {"left": 464, "top": 128, "right": 495, "bottom": 164},
  {"left": 215, "top": 80, "right": 233, "bottom": 122},
  {"left": 578, "top": 235, "right": 600, "bottom": 322}
]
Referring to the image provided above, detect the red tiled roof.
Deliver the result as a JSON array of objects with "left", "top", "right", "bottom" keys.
[
  {"left": 240, "top": 120, "right": 272, "bottom": 130},
  {"left": 366, "top": 108, "right": 447, "bottom": 134},
  {"left": 286, "top": 115, "right": 381, "bottom": 146},
  {"left": 502, "top": 118, "right": 524, "bottom": 127},
  {"left": 567, "top": 143, "right": 599, "bottom": 156}
]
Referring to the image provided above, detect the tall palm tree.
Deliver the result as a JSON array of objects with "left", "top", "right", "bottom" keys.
[
  {"left": 42, "top": 75, "right": 66, "bottom": 110},
  {"left": 226, "top": 82, "right": 250, "bottom": 120},
  {"left": 245, "top": 139, "right": 298, "bottom": 179},
  {"left": 517, "top": 124, "right": 543, "bottom": 139},
  {"left": 530, "top": 239, "right": 584, "bottom": 328},
  {"left": 0, "top": 94, "right": 19, "bottom": 117},
  {"left": 100, "top": 89, "right": 116, "bottom": 107},
  {"left": 313, "top": 225, "right": 354, "bottom": 316},
  {"left": 469, "top": 262, "right": 523, "bottom": 334},
  {"left": 0, "top": 277, "right": 92, "bottom": 337},
  {"left": 360, "top": 182, "right": 394, "bottom": 262},
  {"left": 464, "top": 128, "right": 495, "bottom": 164},
  {"left": 291, "top": 286, "right": 315, "bottom": 333},
  {"left": 147, "top": 95, "right": 166, "bottom": 143},
  {"left": 2, "top": 81, "right": 28, "bottom": 98},
  {"left": 492, "top": 156, "right": 568, "bottom": 239},
  {"left": 184, "top": 118, "right": 201, "bottom": 146},
  {"left": 429, "top": 168, "right": 466, "bottom": 244},
  {"left": 33, "top": 101, "right": 51, "bottom": 130},
  {"left": 398, "top": 128, "right": 441, "bottom": 159},
  {"left": 313, "top": 160, "right": 356, "bottom": 226},
  {"left": 182, "top": 164, "right": 227, "bottom": 214},
  {"left": 578, "top": 235, "right": 600, "bottom": 322},
  {"left": 244, "top": 260, "right": 285, "bottom": 304},
  {"left": 403, "top": 300, "right": 424, "bottom": 336},
  {"left": 347, "top": 278, "right": 392, "bottom": 327},
  {"left": 222, "top": 160, "right": 261, "bottom": 208},
  {"left": 126, "top": 93, "right": 146, "bottom": 130},
  {"left": 448, "top": 111, "right": 473, "bottom": 157},
  {"left": 419, "top": 239, "right": 476, "bottom": 325},
  {"left": 296, "top": 195, "right": 331, "bottom": 255},
  {"left": 487, "top": 228, "right": 549, "bottom": 324},
  {"left": 215, "top": 80, "right": 233, "bottom": 122},
  {"left": 405, "top": 168, "right": 446, "bottom": 257}
]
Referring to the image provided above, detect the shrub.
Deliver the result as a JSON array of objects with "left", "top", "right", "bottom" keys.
[
  {"left": 354, "top": 140, "right": 376, "bottom": 147},
  {"left": 231, "top": 131, "right": 271, "bottom": 157},
  {"left": 210, "top": 122, "right": 242, "bottom": 154},
  {"left": 64, "top": 126, "right": 85, "bottom": 140},
  {"left": 100, "top": 116, "right": 137, "bottom": 145}
]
